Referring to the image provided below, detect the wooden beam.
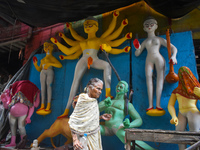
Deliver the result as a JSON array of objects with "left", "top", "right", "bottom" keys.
[
  {"left": 186, "top": 141, "right": 200, "bottom": 150},
  {"left": 125, "top": 129, "right": 200, "bottom": 150}
]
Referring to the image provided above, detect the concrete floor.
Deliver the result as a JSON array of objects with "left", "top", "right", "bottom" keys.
[{"left": 0, "top": 140, "right": 55, "bottom": 150}]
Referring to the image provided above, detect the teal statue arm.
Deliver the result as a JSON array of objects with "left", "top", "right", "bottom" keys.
[
  {"left": 123, "top": 118, "right": 130, "bottom": 128},
  {"left": 128, "top": 103, "right": 143, "bottom": 128},
  {"left": 99, "top": 97, "right": 112, "bottom": 112}
]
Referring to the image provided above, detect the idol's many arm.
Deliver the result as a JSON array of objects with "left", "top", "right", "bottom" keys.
[
  {"left": 100, "top": 42, "right": 112, "bottom": 53},
  {"left": 100, "top": 40, "right": 129, "bottom": 54},
  {"left": 128, "top": 103, "right": 143, "bottom": 128},
  {"left": 66, "top": 23, "right": 85, "bottom": 42},
  {"left": 101, "top": 10, "right": 119, "bottom": 39},
  {"left": 59, "top": 32, "right": 79, "bottom": 46},
  {"left": 50, "top": 37, "right": 81, "bottom": 55},
  {"left": 104, "top": 19, "right": 128, "bottom": 41},
  {"left": 168, "top": 93, "right": 178, "bottom": 126},
  {"left": 109, "top": 46, "right": 130, "bottom": 54},
  {"left": 107, "top": 33, "right": 132, "bottom": 47},
  {"left": 59, "top": 49, "right": 82, "bottom": 60}
]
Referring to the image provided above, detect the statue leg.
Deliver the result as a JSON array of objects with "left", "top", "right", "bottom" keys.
[
  {"left": 92, "top": 59, "right": 112, "bottom": 97},
  {"left": 37, "top": 126, "right": 61, "bottom": 145},
  {"left": 187, "top": 111, "right": 200, "bottom": 150},
  {"left": 176, "top": 112, "right": 187, "bottom": 150},
  {"left": 155, "top": 59, "right": 165, "bottom": 109},
  {"left": 187, "top": 111, "right": 200, "bottom": 131},
  {"left": 67, "top": 59, "right": 87, "bottom": 108},
  {"left": 145, "top": 61, "right": 154, "bottom": 109},
  {"left": 39, "top": 70, "right": 46, "bottom": 110},
  {"left": 59, "top": 58, "right": 87, "bottom": 118},
  {"left": 46, "top": 69, "right": 54, "bottom": 111},
  {"left": 5, "top": 113, "right": 17, "bottom": 147},
  {"left": 15, "top": 115, "right": 27, "bottom": 149},
  {"left": 116, "top": 129, "right": 126, "bottom": 143},
  {"left": 8, "top": 113, "right": 17, "bottom": 136},
  {"left": 36, "top": 118, "right": 72, "bottom": 146},
  {"left": 100, "top": 125, "right": 114, "bottom": 136},
  {"left": 18, "top": 114, "right": 27, "bottom": 137}
]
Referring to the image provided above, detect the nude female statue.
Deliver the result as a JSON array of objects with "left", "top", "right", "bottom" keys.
[
  {"left": 134, "top": 17, "right": 177, "bottom": 114},
  {"left": 51, "top": 10, "right": 132, "bottom": 118},
  {"left": 33, "top": 42, "right": 62, "bottom": 115}
]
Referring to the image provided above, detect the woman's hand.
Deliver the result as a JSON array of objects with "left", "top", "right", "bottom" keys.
[
  {"left": 72, "top": 133, "right": 83, "bottom": 150},
  {"left": 73, "top": 139, "right": 83, "bottom": 150},
  {"left": 100, "top": 113, "right": 112, "bottom": 121}
]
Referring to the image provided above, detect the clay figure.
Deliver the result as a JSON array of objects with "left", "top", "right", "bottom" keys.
[
  {"left": 31, "top": 139, "right": 40, "bottom": 150},
  {"left": 1, "top": 80, "right": 40, "bottom": 148},
  {"left": 31, "top": 117, "right": 72, "bottom": 148},
  {"left": 168, "top": 66, "right": 200, "bottom": 150},
  {"left": 33, "top": 42, "right": 62, "bottom": 115},
  {"left": 99, "top": 81, "right": 156, "bottom": 149},
  {"left": 134, "top": 17, "right": 177, "bottom": 116}
]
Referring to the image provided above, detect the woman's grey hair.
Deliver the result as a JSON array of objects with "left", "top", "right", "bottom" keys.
[{"left": 84, "top": 78, "right": 103, "bottom": 93}]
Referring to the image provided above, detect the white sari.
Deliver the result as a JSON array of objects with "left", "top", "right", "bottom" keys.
[{"left": 69, "top": 93, "right": 102, "bottom": 150}]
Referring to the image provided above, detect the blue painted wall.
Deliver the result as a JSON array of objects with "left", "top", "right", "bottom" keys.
[
  {"left": 27, "top": 40, "right": 130, "bottom": 149},
  {"left": 27, "top": 31, "right": 198, "bottom": 150}
]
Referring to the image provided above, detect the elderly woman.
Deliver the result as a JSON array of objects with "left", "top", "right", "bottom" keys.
[
  {"left": 68, "top": 78, "right": 103, "bottom": 150},
  {"left": 168, "top": 66, "right": 200, "bottom": 150}
]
